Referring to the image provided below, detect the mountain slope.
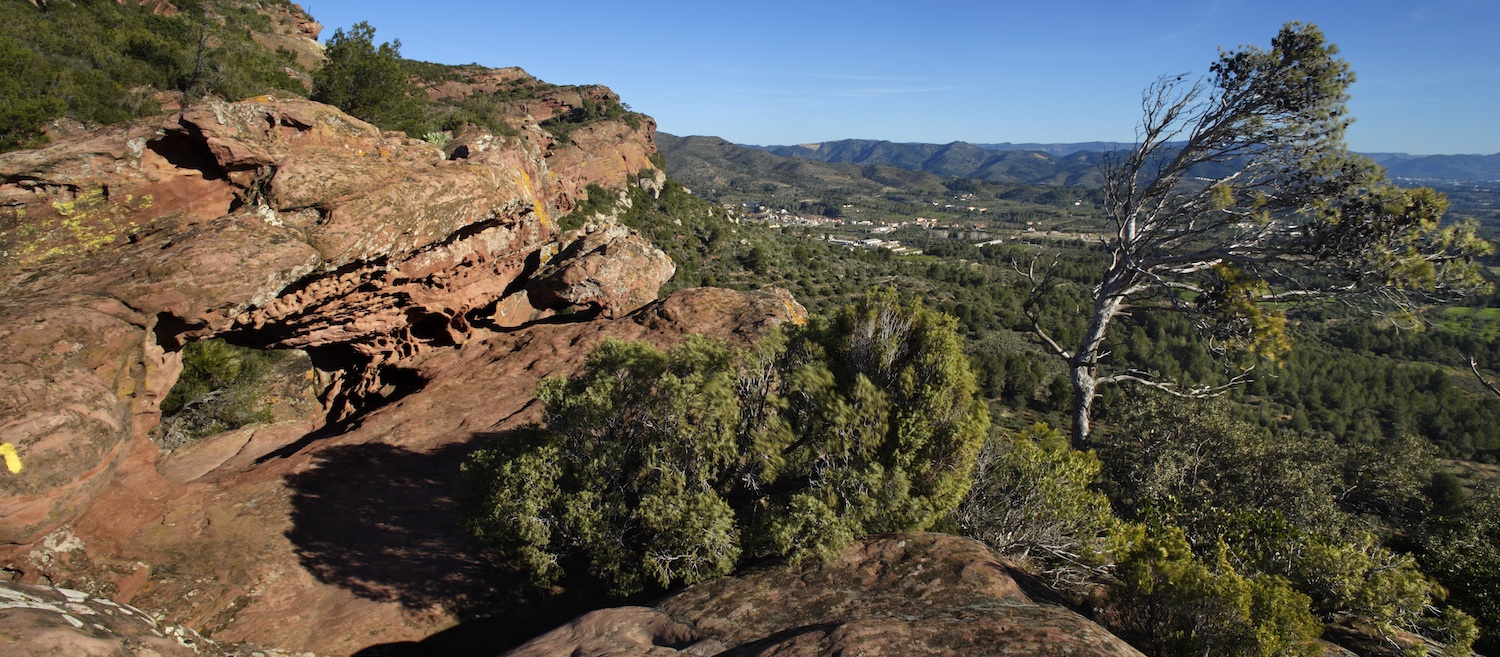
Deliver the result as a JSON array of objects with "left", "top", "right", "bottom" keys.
[
  {"left": 0, "top": 0, "right": 323, "bottom": 150},
  {"left": 1387, "top": 152, "right": 1500, "bottom": 181},
  {"left": 759, "top": 138, "right": 1105, "bottom": 185},
  {"left": 657, "top": 132, "right": 952, "bottom": 198}
]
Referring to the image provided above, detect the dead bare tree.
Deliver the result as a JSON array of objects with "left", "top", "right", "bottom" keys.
[{"left": 1027, "top": 23, "right": 1490, "bottom": 448}]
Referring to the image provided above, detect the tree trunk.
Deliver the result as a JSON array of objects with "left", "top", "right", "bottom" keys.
[
  {"left": 1069, "top": 361, "right": 1097, "bottom": 450},
  {"left": 1067, "top": 274, "right": 1128, "bottom": 450}
]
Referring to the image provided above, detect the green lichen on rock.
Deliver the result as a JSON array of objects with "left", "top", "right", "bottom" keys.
[{"left": 4, "top": 187, "right": 151, "bottom": 267}]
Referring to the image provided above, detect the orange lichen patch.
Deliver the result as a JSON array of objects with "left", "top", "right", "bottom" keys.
[{"left": 786, "top": 298, "right": 809, "bottom": 325}]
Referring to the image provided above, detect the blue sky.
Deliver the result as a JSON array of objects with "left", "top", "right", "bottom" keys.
[{"left": 300, "top": 0, "right": 1499, "bottom": 155}]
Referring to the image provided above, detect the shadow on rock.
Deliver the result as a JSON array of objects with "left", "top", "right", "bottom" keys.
[
  {"left": 285, "top": 441, "right": 488, "bottom": 612},
  {"left": 288, "top": 434, "right": 644, "bottom": 657}
]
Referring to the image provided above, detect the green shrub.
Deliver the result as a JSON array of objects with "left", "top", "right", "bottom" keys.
[
  {"left": 1101, "top": 396, "right": 1458, "bottom": 651},
  {"left": 1108, "top": 526, "right": 1323, "bottom": 657},
  {"left": 460, "top": 291, "right": 989, "bottom": 594},
  {"left": 312, "top": 21, "right": 430, "bottom": 135},
  {"left": 158, "top": 338, "right": 286, "bottom": 448},
  {"left": 1411, "top": 480, "right": 1500, "bottom": 654}
]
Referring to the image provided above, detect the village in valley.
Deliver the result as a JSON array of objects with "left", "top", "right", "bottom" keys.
[{"left": 723, "top": 192, "right": 1102, "bottom": 256}]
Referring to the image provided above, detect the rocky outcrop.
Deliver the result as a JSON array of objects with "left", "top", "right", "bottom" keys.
[
  {"left": 506, "top": 533, "right": 1143, "bottom": 657},
  {"left": 116, "top": 0, "right": 178, "bottom": 15},
  {"left": 0, "top": 93, "right": 661, "bottom": 547},
  {"left": 0, "top": 85, "right": 811, "bottom": 655},
  {"left": 0, "top": 285, "right": 803, "bottom": 656},
  {"left": 0, "top": 59, "right": 1137, "bottom": 657},
  {"left": 434, "top": 78, "right": 659, "bottom": 204},
  {"left": 247, "top": 2, "right": 325, "bottom": 70},
  {"left": 422, "top": 65, "right": 535, "bottom": 104}
]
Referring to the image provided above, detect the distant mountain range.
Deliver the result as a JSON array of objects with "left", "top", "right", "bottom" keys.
[
  {"left": 1381, "top": 153, "right": 1500, "bottom": 182},
  {"left": 734, "top": 138, "right": 1500, "bottom": 184},
  {"left": 655, "top": 133, "right": 953, "bottom": 199}
]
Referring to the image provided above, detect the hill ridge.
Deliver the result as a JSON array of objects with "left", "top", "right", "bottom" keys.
[{"left": 727, "top": 135, "right": 1500, "bottom": 182}]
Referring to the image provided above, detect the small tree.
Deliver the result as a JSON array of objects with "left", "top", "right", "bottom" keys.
[
  {"left": 312, "top": 22, "right": 428, "bottom": 135},
  {"left": 1021, "top": 23, "right": 1490, "bottom": 446}
]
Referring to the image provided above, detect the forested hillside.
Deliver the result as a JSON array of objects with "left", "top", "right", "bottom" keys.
[
  {"left": 650, "top": 27, "right": 1500, "bottom": 653},
  {"left": 0, "top": 0, "right": 319, "bottom": 151},
  {"left": 747, "top": 137, "right": 1500, "bottom": 183}
]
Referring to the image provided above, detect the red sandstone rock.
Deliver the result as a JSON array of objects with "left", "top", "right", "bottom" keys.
[
  {"left": 0, "top": 86, "right": 781, "bottom": 653},
  {"left": 114, "top": 0, "right": 177, "bottom": 16},
  {"left": 0, "top": 582, "right": 214, "bottom": 657},
  {"left": 0, "top": 286, "right": 802, "bottom": 656},
  {"left": 422, "top": 66, "right": 534, "bottom": 104},
  {"left": 0, "top": 93, "right": 660, "bottom": 547},
  {"left": 503, "top": 608, "right": 703, "bottom": 657},
  {"left": 505, "top": 533, "right": 1144, "bottom": 657},
  {"left": 528, "top": 220, "right": 676, "bottom": 318}
]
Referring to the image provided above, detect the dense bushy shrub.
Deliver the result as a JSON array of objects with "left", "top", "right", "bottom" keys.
[
  {"left": 1101, "top": 397, "right": 1474, "bottom": 653},
  {"left": 1411, "top": 480, "right": 1500, "bottom": 653},
  {"left": 460, "top": 291, "right": 989, "bottom": 594},
  {"left": 1107, "top": 526, "right": 1323, "bottom": 657}
]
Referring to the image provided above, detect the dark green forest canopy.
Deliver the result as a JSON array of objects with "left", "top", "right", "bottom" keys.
[{"left": 587, "top": 172, "right": 1500, "bottom": 464}]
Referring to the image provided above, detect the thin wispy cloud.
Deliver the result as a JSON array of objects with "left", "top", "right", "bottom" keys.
[{"left": 1152, "top": 0, "right": 1234, "bottom": 44}]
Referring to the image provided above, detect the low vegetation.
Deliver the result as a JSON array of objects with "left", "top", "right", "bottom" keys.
[{"left": 158, "top": 338, "right": 307, "bottom": 449}]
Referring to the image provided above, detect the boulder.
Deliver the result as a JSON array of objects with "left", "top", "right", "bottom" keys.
[
  {"left": 528, "top": 220, "right": 676, "bottom": 318},
  {"left": 505, "top": 533, "right": 1143, "bottom": 657}
]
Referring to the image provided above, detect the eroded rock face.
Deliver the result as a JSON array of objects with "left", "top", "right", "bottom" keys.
[
  {"left": 114, "top": 0, "right": 178, "bottom": 16},
  {"left": 247, "top": 2, "right": 325, "bottom": 70},
  {"left": 506, "top": 533, "right": 1144, "bottom": 657},
  {"left": 0, "top": 93, "right": 662, "bottom": 546}
]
